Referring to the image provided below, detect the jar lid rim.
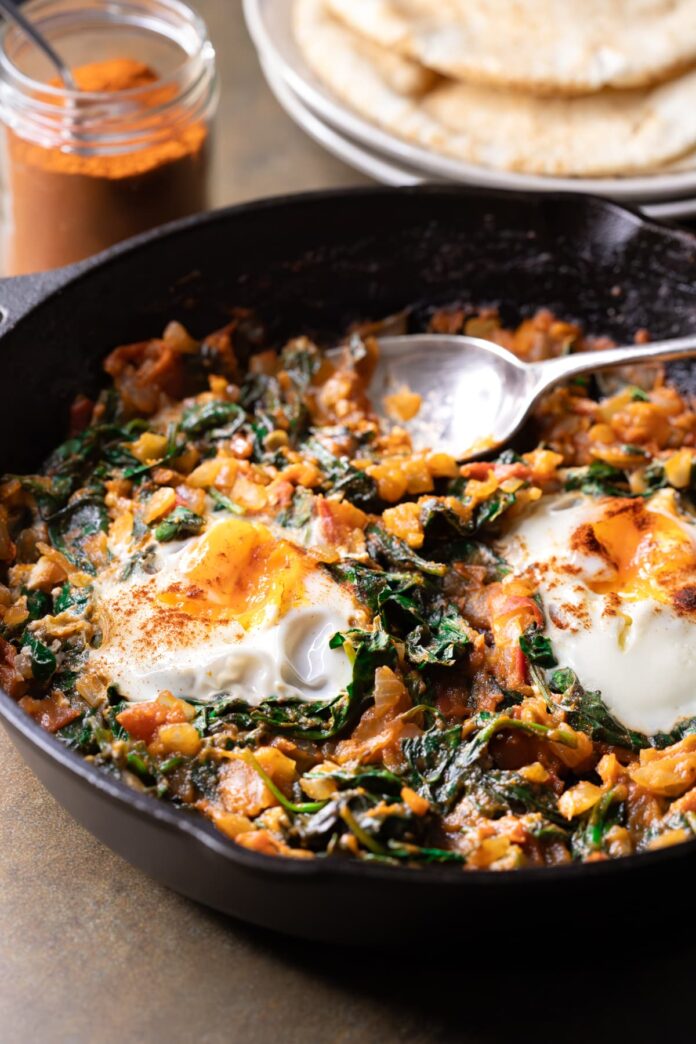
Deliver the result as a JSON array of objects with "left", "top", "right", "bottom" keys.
[{"left": 0, "top": 0, "right": 212, "bottom": 103}]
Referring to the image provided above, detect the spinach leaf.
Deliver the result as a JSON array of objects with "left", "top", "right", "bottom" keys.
[
  {"left": 642, "top": 461, "right": 668, "bottom": 494},
  {"left": 293, "top": 788, "right": 441, "bottom": 860},
  {"left": 328, "top": 559, "right": 423, "bottom": 617},
  {"left": 405, "top": 603, "right": 471, "bottom": 667},
  {"left": 571, "top": 788, "right": 624, "bottom": 860},
  {"left": 306, "top": 439, "right": 378, "bottom": 508},
  {"left": 330, "top": 561, "right": 470, "bottom": 671},
  {"left": 179, "top": 401, "right": 245, "bottom": 438},
  {"left": 519, "top": 625, "right": 558, "bottom": 668},
  {"left": 649, "top": 716, "right": 696, "bottom": 750},
  {"left": 417, "top": 491, "right": 518, "bottom": 547},
  {"left": 209, "top": 692, "right": 357, "bottom": 742},
  {"left": 331, "top": 625, "right": 397, "bottom": 702},
  {"left": 419, "top": 498, "right": 471, "bottom": 543},
  {"left": 405, "top": 714, "right": 577, "bottom": 811},
  {"left": 57, "top": 713, "right": 97, "bottom": 753},
  {"left": 550, "top": 668, "right": 696, "bottom": 751},
  {"left": 126, "top": 747, "right": 157, "bottom": 784},
  {"left": 208, "top": 488, "right": 244, "bottom": 515},
  {"left": 551, "top": 670, "right": 647, "bottom": 750},
  {"left": 24, "top": 589, "right": 52, "bottom": 621},
  {"left": 280, "top": 340, "right": 322, "bottom": 390},
  {"left": 471, "top": 490, "right": 518, "bottom": 530},
  {"left": 22, "top": 632, "right": 56, "bottom": 683},
  {"left": 365, "top": 524, "right": 446, "bottom": 577},
  {"left": 154, "top": 507, "right": 204, "bottom": 542},
  {"left": 13, "top": 475, "right": 73, "bottom": 518},
  {"left": 47, "top": 487, "right": 108, "bottom": 573},
  {"left": 430, "top": 538, "right": 509, "bottom": 579},
  {"left": 462, "top": 764, "right": 566, "bottom": 826},
  {"left": 403, "top": 723, "right": 463, "bottom": 808},
  {"left": 564, "top": 460, "right": 631, "bottom": 498},
  {"left": 304, "top": 764, "right": 403, "bottom": 796}
]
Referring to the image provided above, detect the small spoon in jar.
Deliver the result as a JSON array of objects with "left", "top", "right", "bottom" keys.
[
  {"left": 364, "top": 332, "right": 696, "bottom": 460},
  {"left": 0, "top": 0, "right": 76, "bottom": 90}
]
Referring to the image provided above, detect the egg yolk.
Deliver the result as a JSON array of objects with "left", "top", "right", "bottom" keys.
[
  {"left": 157, "top": 518, "right": 313, "bottom": 629},
  {"left": 571, "top": 497, "right": 696, "bottom": 605}
]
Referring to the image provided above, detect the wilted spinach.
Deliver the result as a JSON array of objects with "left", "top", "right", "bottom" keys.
[
  {"left": 550, "top": 669, "right": 647, "bottom": 750},
  {"left": 306, "top": 439, "right": 378, "bottom": 509},
  {"left": 179, "top": 401, "right": 245, "bottom": 438},
  {"left": 154, "top": 507, "right": 204, "bottom": 542},
  {"left": 365, "top": 524, "right": 446, "bottom": 577},
  {"left": 519, "top": 624, "right": 558, "bottom": 668},
  {"left": 47, "top": 485, "right": 108, "bottom": 573},
  {"left": 22, "top": 632, "right": 56, "bottom": 683}
]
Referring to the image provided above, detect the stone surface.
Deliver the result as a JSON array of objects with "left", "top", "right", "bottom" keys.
[{"left": 1, "top": 4, "right": 694, "bottom": 1042}]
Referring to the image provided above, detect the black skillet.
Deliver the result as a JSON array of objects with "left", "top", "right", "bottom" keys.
[{"left": 1, "top": 186, "right": 696, "bottom": 944}]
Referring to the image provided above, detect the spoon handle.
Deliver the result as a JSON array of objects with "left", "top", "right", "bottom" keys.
[
  {"left": 534, "top": 333, "right": 696, "bottom": 389},
  {"left": 0, "top": 0, "right": 76, "bottom": 91}
]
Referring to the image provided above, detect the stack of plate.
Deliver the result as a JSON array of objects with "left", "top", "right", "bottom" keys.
[{"left": 244, "top": 0, "right": 696, "bottom": 223}]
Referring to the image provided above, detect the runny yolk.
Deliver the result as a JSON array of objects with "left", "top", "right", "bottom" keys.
[
  {"left": 157, "top": 518, "right": 312, "bottom": 629},
  {"left": 572, "top": 497, "right": 696, "bottom": 604}
]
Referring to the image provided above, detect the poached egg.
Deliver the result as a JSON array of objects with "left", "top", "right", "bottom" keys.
[
  {"left": 499, "top": 490, "right": 696, "bottom": 735},
  {"left": 89, "top": 514, "right": 366, "bottom": 706}
]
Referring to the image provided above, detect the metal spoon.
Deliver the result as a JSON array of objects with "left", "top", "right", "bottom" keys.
[
  {"left": 367, "top": 332, "right": 696, "bottom": 459},
  {"left": 0, "top": 0, "right": 76, "bottom": 90}
]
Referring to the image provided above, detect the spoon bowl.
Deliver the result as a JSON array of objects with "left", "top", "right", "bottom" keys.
[{"left": 370, "top": 332, "right": 696, "bottom": 459}]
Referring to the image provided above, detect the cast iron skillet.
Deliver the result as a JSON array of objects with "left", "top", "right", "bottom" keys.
[{"left": 1, "top": 186, "right": 696, "bottom": 944}]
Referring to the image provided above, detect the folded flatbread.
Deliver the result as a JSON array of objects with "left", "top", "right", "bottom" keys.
[
  {"left": 294, "top": 0, "right": 696, "bottom": 176},
  {"left": 325, "top": 0, "right": 696, "bottom": 95}
]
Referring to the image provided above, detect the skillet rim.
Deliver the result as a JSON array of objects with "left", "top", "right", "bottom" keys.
[
  {"left": 1, "top": 182, "right": 696, "bottom": 888},
  {"left": 2, "top": 181, "right": 696, "bottom": 326}
]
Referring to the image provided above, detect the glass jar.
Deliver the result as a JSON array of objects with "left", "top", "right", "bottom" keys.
[{"left": 0, "top": 0, "right": 218, "bottom": 275}]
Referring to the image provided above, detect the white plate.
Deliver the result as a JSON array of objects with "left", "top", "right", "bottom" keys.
[
  {"left": 261, "top": 55, "right": 696, "bottom": 223},
  {"left": 244, "top": 0, "right": 696, "bottom": 204},
  {"left": 261, "top": 57, "right": 425, "bottom": 186}
]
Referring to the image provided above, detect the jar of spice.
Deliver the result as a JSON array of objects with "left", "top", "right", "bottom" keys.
[{"left": 0, "top": 0, "right": 218, "bottom": 275}]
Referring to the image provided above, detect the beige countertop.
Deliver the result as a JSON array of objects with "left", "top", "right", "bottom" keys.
[{"left": 1, "top": 5, "right": 694, "bottom": 1042}]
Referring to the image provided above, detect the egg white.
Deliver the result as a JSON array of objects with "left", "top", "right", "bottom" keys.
[
  {"left": 499, "top": 492, "right": 696, "bottom": 735},
  {"left": 88, "top": 515, "right": 365, "bottom": 706}
]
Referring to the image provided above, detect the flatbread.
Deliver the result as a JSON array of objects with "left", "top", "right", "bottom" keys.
[
  {"left": 294, "top": 0, "right": 696, "bottom": 176},
  {"left": 345, "top": 30, "right": 439, "bottom": 97},
  {"left": 325, "top": 0, "right": 696, "bottom": 95}
]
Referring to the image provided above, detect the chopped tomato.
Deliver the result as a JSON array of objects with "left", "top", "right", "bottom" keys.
[
  {"left": 267, "top": 479, "right": 294, "bottom": 510},
  {"left": 514, "top": 645, "right": 529, "bottom": 686},
  {"left": 116, "top": 699, "right": 188, "bottom": 744},
  {"left": 459, "top": 461, "right": 494, "bottom": 480},
  {"left": 488, "top": 587, "right": 542, "bottom": 690},
  {"left": 459, "top": 461, "right": 531, "bottom": 482},
  {"left": 490, "top": 593, "right": 544, "bottom": 629},
  {"left": 68, "top": 394, "right": 94, "bottom": 436},
  {"left": 493, "top": 462, "right": 532, "bottom": 482},
  {"left": 175, "top": 485, "right": 206, "bottom": 515},
  {"left": 104, "top": 338, "right": 187, "bottom": 415},
  {"left": 200, "top": 321, "right": 241, "bottom": 382},
  {"left": 19, "top": 693, "right": 80, "bottom": 732},
  {"left": 316, "top": 496, "right": 367, "bottom": 545}
]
